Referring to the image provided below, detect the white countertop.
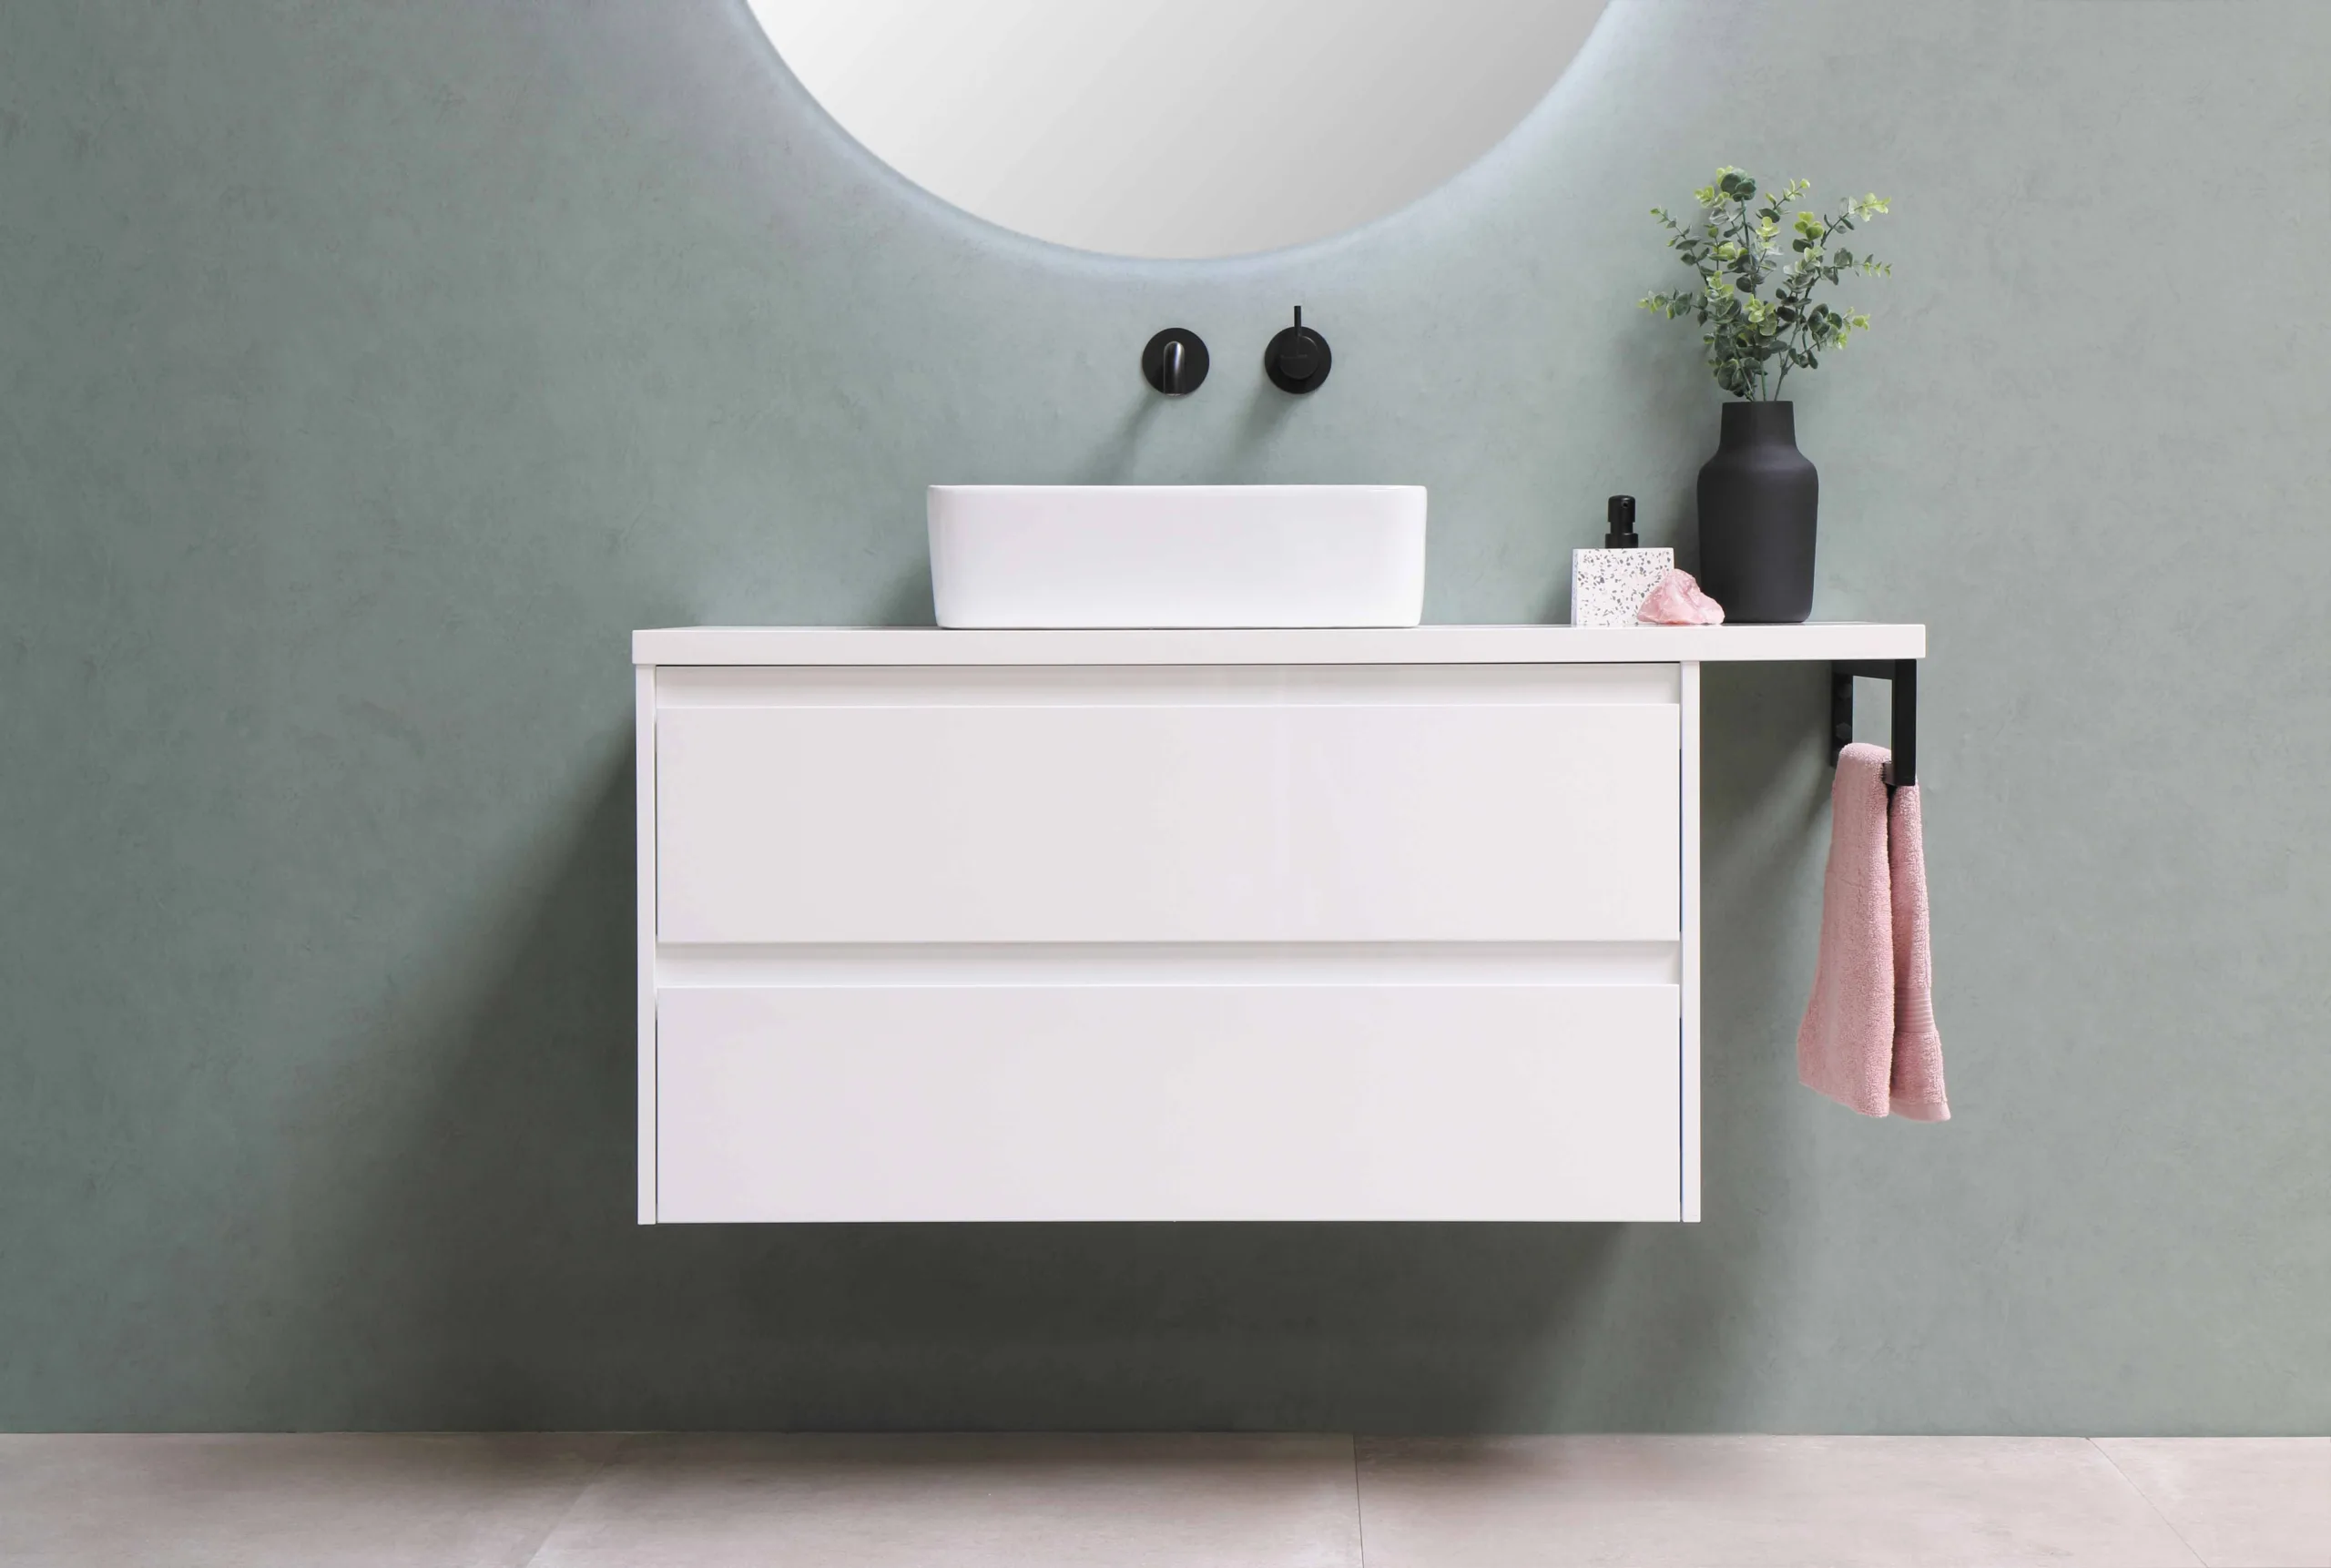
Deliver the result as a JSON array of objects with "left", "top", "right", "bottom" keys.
[{"left": 633, "top": 623, "right": 1924, "bottom": 667}]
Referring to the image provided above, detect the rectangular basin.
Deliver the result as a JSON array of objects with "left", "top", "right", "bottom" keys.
[{"left": 929, "top": 484, "right": 1426, "bottom": 628}]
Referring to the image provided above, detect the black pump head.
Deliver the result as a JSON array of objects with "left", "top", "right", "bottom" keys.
[{"left": 1605, "top": 494, "right": 1638, "bottom": 548}]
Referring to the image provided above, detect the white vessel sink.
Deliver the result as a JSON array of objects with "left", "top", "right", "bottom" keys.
[{"left": 929, "top": 484, "right": 1426, "bottom": 628}]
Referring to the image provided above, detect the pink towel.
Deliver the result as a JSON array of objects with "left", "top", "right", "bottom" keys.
[{"left": 1797, "top": 743, "right": 1949, "bottom": 1120}]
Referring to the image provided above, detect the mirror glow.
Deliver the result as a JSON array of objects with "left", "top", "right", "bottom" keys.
[{"left": 748, "top": 0, "right": 1609, "bottom": 260}]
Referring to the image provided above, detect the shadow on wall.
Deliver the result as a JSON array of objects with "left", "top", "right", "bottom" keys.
[{"left": 270, "top": 665, "right": 1831, "bottom": 1434}]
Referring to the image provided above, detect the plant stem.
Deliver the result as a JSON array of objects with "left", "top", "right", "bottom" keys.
[
  {"left": 1727, "top": 196, "right": 1757, "bottom": 399},
  {"left": 1769, "top": 213, "right": 1832, "bottom": 400}
]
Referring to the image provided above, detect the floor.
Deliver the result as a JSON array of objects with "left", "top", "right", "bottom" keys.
[{"left": 0, "top": 1434, "right": 2322, "bottom": 1567}]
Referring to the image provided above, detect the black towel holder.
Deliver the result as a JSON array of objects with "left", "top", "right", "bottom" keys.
[{"left": 1830, "top": 659, "right": 1916, "bottom": 789}]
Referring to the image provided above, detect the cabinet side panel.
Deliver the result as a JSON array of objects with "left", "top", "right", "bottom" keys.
[
  {"left": 1680, "top": 660, "right": 1701, "bottom": 1221},
  {"left": 636, "top": 665, "right": 657, "bottom": 1225}
]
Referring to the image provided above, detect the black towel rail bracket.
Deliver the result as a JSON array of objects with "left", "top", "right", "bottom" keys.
[{"left": 1830, "top": 658, "right": 1917, "bottom": 789}]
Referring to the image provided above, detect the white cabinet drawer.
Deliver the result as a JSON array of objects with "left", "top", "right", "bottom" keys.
[
  {"left": 655, "top": 665, "right": 1680, "bottom": 945},
  {"left": 656, "top": 983, "right": 1683, "bottom": 1222}
]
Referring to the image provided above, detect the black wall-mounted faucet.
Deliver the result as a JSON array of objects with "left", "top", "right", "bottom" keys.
[
  {"left": 1142, "top": 328, "right": 1209, "bottom": 395},
  {"left": 1264, "top": 306, "right": 1331, "bottom": 393}
]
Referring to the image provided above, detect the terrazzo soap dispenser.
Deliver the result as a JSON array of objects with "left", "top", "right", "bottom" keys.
[{"left": 1571, "top": 496, "right": 1672, "bottom": 626}]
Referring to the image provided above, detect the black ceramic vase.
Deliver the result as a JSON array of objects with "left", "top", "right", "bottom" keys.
[{"left": 1696, "top": 401, "right": 1817, "bottom": 624}]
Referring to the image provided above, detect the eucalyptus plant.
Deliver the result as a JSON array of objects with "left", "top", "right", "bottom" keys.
[{"left": 1642, "top": 168, "right": 1891, "bottom": 401}]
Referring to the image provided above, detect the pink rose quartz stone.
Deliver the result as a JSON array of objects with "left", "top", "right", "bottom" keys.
[{"left": 1636, "top": 568, "right": 1725, "bottom": 626}]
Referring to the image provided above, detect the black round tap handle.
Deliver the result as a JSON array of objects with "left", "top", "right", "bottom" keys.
[{"left": 1265, "top": 306, "right": 1331, "bottom": 393}]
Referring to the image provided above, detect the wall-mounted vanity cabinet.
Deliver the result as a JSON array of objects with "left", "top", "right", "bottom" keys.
[{"left": 634, "top": 624, "right": 1923, "bottom": 1225}]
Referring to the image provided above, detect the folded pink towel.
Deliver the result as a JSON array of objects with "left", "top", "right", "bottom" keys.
[{"left": 1797, "top": 743, "right": 1949, "bottom": 1120}]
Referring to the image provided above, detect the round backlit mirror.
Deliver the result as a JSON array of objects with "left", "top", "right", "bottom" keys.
[{"left": 746, "top": 0, "right": 1611, "bottom": 260}]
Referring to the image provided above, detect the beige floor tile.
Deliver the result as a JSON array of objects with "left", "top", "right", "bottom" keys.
[
  {"left": 526, "top": 1432, "right": 1361, "bottom": 1568},
  {"left": 0, "top": 1432, "right": 617, "bottom": 1568},
  {"left": 2096, "top": 1438, "right": 2331, "bottom": 1568},
  {"left": 1355, "top": 1435, "right": 2204, "bottom": 1568}
]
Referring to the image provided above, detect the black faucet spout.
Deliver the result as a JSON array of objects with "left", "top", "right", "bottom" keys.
[{"left": 1142, "top": 328, "right": 1210, "bottom": 395}]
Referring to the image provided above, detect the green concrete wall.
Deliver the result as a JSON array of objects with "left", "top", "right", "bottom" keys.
[{"left": 2, "top": 0, "right": 2325, "bottom": 1431}]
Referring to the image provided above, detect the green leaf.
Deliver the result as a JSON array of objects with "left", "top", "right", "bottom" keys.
[{"left": 1644, "top": 174, "right": 1893, "bottom": 394}]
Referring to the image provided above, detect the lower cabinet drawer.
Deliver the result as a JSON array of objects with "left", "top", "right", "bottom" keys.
[{"left": 656, "top": 983, "right": 1682, "bottom": 1223}]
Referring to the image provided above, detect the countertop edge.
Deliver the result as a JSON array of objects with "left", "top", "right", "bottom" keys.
[{"left": 632, "top": 624, "right": 1927, "bottom": 666}]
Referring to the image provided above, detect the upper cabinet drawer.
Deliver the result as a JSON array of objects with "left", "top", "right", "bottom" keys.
[{"left": 655, "top": 665, "right": 1680, "bottom": 945}]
